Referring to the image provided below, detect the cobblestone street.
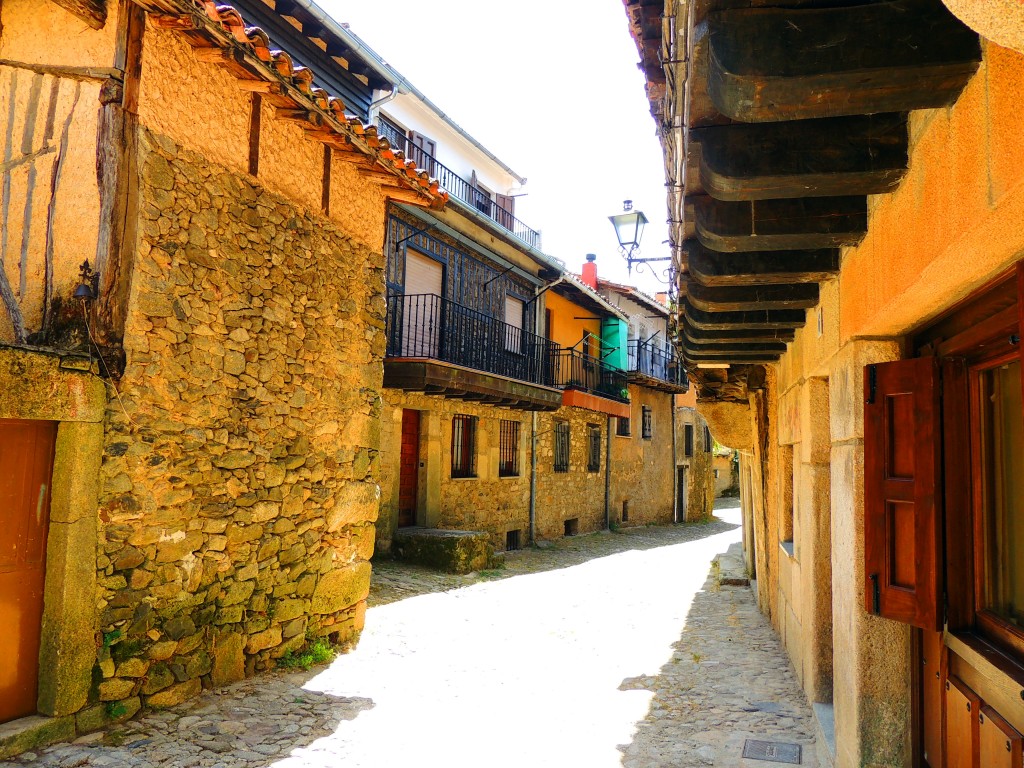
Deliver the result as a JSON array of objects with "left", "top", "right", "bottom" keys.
[{"left": 5, "top": 500, "right": 822, "bottom": 768}]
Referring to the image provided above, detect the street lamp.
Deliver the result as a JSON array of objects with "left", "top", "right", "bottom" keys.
[{"left": 608, "top": 200, "right": 667, "bottom": 274}]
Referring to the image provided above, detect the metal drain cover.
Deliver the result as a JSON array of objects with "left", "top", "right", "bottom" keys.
[{"left": 742, "top": 739, "right": 802, "bottom": 764}]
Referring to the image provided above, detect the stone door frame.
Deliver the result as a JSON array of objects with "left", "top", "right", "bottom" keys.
[{"left": 0, "top": 348, "right": 105, "bottom": 724}]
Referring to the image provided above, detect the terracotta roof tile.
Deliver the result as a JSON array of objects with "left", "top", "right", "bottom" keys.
[{"left": 138, "top": 0, "right": 448, "bottom": 208}]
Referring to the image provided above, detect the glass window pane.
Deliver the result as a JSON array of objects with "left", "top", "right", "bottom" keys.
[{"left": 981, "top": 360, "right": 1024, "bottom": 628}]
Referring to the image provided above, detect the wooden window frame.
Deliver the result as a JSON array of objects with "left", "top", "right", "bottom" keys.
[
  {"left": 587, "top": 424, "right": 601, "bottom": 473},
  {"left": 451, "top": 415, "right": 477, "bottom": 479},
  {"left": 641, "top": 406, "right": 653, "bottom": 440},
  {"left": 498, "top": 419, "right": 520, "bottom": 478},
  {"left": 910, "top": 262, "right": 1024, "bottom": 659},
  {"left": 616, "top": 415, "right": 631, "bottom": 438},
  {"left": 553, "top": 420, "right": 570, "bottom": 473}
]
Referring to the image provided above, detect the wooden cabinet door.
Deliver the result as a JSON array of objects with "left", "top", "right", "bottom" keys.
[
  {"left": 945, "top": 675, "right": 981, "bottom": 768},
  {"left": 0, "top": 419, "right": 57, "bottom": 723},
  {"left": 921, "top": 630, "right": 945, "bottom": 768},
  {"left": 980, "top": 706, "right": 1023, "bottom": 768}
]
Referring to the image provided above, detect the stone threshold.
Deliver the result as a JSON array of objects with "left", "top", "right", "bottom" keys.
[{"left": 0, "top": 698, "right": 142, "bottom": 759}]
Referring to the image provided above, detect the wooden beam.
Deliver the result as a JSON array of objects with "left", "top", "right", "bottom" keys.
[
  {"left": 682, "top": 319, "right": 795, "bottom": 344},
  {"left": 51, "top": 0, "right": 107, "bottom": 29},
  {"left": 683, "top": 298, "right": 806, "bottom": 330},
  {"left": 707, "top": 0, "right": 981, "bottom": 122},
  {"left": 694, "top": 114, "right": 908, "bottom": 201},
  {"left": 680, "top": 340, "right": 782, "bottom": 364},
  {"left": 680, "top": 335, "right": 789, "bottom": 354},
  {"left": 685, "top": 241, "right": 840, "bottom": 286},
  {"left": 693, "top": 195, "right": 867, "bottom": 252},
  {"left": 686, "top": 280, "right": 819, "bottom": 312}
]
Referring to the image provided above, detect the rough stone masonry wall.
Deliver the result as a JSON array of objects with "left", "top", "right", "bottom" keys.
[
  {"left": 534, "top": 406, "right": 606, "bottom": 540},
  {"left": 90, "top": 128, "right": 384, "bottom": 715},
  {"left": 378, "top": 391, "right": 532, "bottom": 551}
]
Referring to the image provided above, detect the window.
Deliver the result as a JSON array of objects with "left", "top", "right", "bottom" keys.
[
  {"left": 377, "top": 115, "right": 407, "bottom": 153},
  {"left": 587, "top": 424, "right": 601, "bottom": 472},
  {"left": 704, "top": 426, "right": 712, "bottom": 451},
  {"left": 642, "top": 406, "right": 653, "bottom": 439},
  {"left": 451, "top": 415, "right": 477, "bottom": 478},
  {"left": 553, "top": 420, "right": 570, "bottom": 472},
  {"left": 684, "top": 424, "right": 694, "bottom": 456},
  {"left": 617, "top": 416, "right": 631, "bottom": 437},
  {"left": 499, "top": 419, "right": 520, "bottom": 477},
  {"left": 504, "top": 296, "right": 524, "bottom": 353}
]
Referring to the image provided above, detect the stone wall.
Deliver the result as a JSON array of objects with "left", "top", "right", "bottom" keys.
[
  {"left": 675, "top": 406, "right": 716, "bottom": 521},
  {"left": 534, "top": 406, "right": 607, "bottom": 540},
  {"left": 609, "top": 385, "right": 674, "bottom": 526},
  {"left": 379, "top": 391, "right": 531, "bottom": 551},
  {"left": 90, "top": 128, "right": 384, "bottom": 715}
]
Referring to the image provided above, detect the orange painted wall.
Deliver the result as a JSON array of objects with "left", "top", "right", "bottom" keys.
[
  {"left": 545, "top": 291, "right": 602, "bottom": 355},
  {"left": 839, "top": 42, "right": 1024, "bottom": 341}
]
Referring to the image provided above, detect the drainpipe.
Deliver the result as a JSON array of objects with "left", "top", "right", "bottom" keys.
[
  {"left": 604, "top": 414, "right": 612, "bottom": 529},
  {"left": 368, "top": 85, "right": 398, "bottom": 122},
  {"left": 529, "top": 411, "right": 538, "bottom": 545},
  {"left": 671, "top": 398, "right": 678, "bottom": 523}
]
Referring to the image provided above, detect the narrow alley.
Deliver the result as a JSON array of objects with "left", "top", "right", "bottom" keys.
[{"left": 5, "top": 501, "right": 820, "bottom": 768}]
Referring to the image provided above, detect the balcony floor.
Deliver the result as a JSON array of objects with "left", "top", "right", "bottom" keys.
[{"left": 384, "top": 358, "right": 563, "bottom": 411}]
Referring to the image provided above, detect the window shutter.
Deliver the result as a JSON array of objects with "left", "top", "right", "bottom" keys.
[
  {"left": 863, "top": 357, "right": 943, "bottom": 630},
  {"left": 496, "top": 193, "right": 515, "bottom": 230}
]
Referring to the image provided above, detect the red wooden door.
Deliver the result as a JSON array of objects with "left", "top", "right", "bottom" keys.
[
  {"left": 398, "top": 410, "right": 419, "bottom": 528},
  {"left": 0, "top": 419, "right": 57, "bottom": 723}
]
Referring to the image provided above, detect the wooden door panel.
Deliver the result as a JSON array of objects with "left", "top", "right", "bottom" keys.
[
  {"left": 0, "top": 419, "right": 57, "bottom": 724},
  {"left": 980, "top": 706, "right": 1023, "bottom": 768},
  {"left": 921, "top": 630, "right": 945, "bottom": 768},
  {"left": 946, "top": 675, "right": 980, "bottom": 768},
  {"left": 397, "top": 410, "right": 419, "bottom": 528}
]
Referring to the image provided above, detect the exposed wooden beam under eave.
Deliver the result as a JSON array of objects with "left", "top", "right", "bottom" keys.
[
  {"left": 685, "top": 241, "right": 840, "bottom": 286},
  {"left": 706, "top": 0, "right": 981, "bottom": 123},
  {"left": 681, "top": 341, "right": 782, "bottom": 364},
  {"left": 51, "top": 0, "right": 107, "bottom": 29},
  {"left": 683, "top": 299, "right": 806, "bottom": 331},
  {"left": 686, "top": 280, "right": 819, "bottom": 312},
  {"left": 682, "top": 319, "right": 796, "bottom": 344},
  {"left": 680, "top": 333, "right": 789, "bottom": 355},
  {"left": 693, "top": 195, "right": 867, "bottom": 253},
  {"left": 694, "top": 114, "right": 908, "bottom": 201}
]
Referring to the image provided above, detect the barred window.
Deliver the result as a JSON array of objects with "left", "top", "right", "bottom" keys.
[
  {"left": 617, "top": 416, "right": 631, "bottom": 437},
  {"left": 684, "top": 424, "right": 694, "bottom": 457},
  {"left": 587, "top": 424, "right": 601, "bottom": 472},
  {"left": 451, "top": 415, "right": 477, "bottom": 478},
  {"left": 704, "top": 426, "right": 712, "bottom": 451},
  {"left": 553, "top": 420, "right": 570, "bottom": 472},
  {"left": 642, "top": 406, "right": 653, "bottom": 440},
  {"left": 499, "top": 419, "right": 520, "bottom": 477}
]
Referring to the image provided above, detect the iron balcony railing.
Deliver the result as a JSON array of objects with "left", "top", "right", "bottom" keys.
[
  {"left": 386, "top": 293, "right": 628, "bottom": 402},
  {"left": 627, "top": 339, "right": 689, "bottom": 389},
  {"left": 551, "top": 348, "right": 629, "bottom": 403},
  {"left": 378, "top": 123, "right": 541, "bottom": 249}
]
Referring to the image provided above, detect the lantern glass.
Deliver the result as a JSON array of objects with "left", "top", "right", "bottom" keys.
[{"left": 608, "top": 209, "right": 648, "bottom": 251}]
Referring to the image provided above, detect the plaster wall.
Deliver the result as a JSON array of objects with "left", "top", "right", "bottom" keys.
[
  {"left": 0, "top": 0, "right": 115, "bottom": 343},
  {"left": 609, "top": 385, "right": 674, "bottom": 526},
  {"left": 546, "top": 290, "right": 601, "bottom": 354},
  {"left": 674, "top": 406, "right": 716, "bottom": 521}
]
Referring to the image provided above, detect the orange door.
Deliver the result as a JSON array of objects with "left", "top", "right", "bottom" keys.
[
  {"left": 398, "top": 410, "right": 419, "bottom": 528},
  {"left": 0, "top": 419, "right": 57, "bottom": 723}
]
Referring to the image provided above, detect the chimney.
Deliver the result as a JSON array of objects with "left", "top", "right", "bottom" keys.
[
  {"left": 656, "top": 292, "right": 669, "bottom": 307},
  {"left": 581, "top": 253, "right": 598, "bottom": 289}
]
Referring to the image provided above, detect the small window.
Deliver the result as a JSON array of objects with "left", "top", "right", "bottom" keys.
[
  {"left": 499, "top": 419, "right": 520, "bottom": 477},
  {"left": 704, "top": 426, "right": 712, "bottom": 451},
  {"left": 505, "top": 529, "right": 521, "bottom": 551},
  {"left": 684, "top": 424, "right": 694, "bottom": 457},
  {"left": 451, "top": 415, "right": 477, "bottom": 478},
  {"left": 642, "top": 406, "right": 653, "bottom": 439},
  {"left": 553, "top": 420, "right": 570, "bottom": 472},
  {"left": 563, "top": 518, "right": 578, "bottom": 537},
  {"left": 617, "top": 416, "right": 631, "bottom": 437},
  {"left": 587, "top": 424, "right": 601, "bottom": 472}
]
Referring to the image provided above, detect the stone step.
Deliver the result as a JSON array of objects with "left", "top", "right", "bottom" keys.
[
  {"left": 715, "top": 541, "right": 750, "bottom": 586},
  {"left": 392, "top": 528, "right": 496, "bottom": 575}
]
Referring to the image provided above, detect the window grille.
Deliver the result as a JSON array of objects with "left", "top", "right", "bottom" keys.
[
  {"left": 505, "top": 529, "right": 521, "bottom": 551},
  {"left": 553, "top": 420, "right": 570, "bottom": 472},
  {"left": 451, "top": 415, "right": 477, "bottom": 478},
  {"left": 617, "top": 416, "right": 631, "bottom": 437},
  {"left": 642, "top": 406, "right": 653, "bottom": 439},
  {"left": 684, "top": 424, "right": 694, "bottom": 457},
  {"left": 587, "top": 424, "right": 601, "bottom": 472},
  {"left": 499, "top": 420, "right": 520, "bottom": 477}
]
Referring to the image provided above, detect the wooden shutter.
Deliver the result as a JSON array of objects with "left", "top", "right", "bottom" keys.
[
  {"left": 863, "top": 357, "right": 943, "bottom": 630},
  {"left": 408, "top": 131, "right": 435, "bottom": 175},
  {"left": 504, "top": 295, "right": 524, "bottom": 352},
  {"left": 496, "top": 193, "right": 515, "bottom": 229}
]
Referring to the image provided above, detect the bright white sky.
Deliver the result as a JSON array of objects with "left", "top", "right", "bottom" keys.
[{"left": 318, "top": 0, "right": 671, "bottom": 295}]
